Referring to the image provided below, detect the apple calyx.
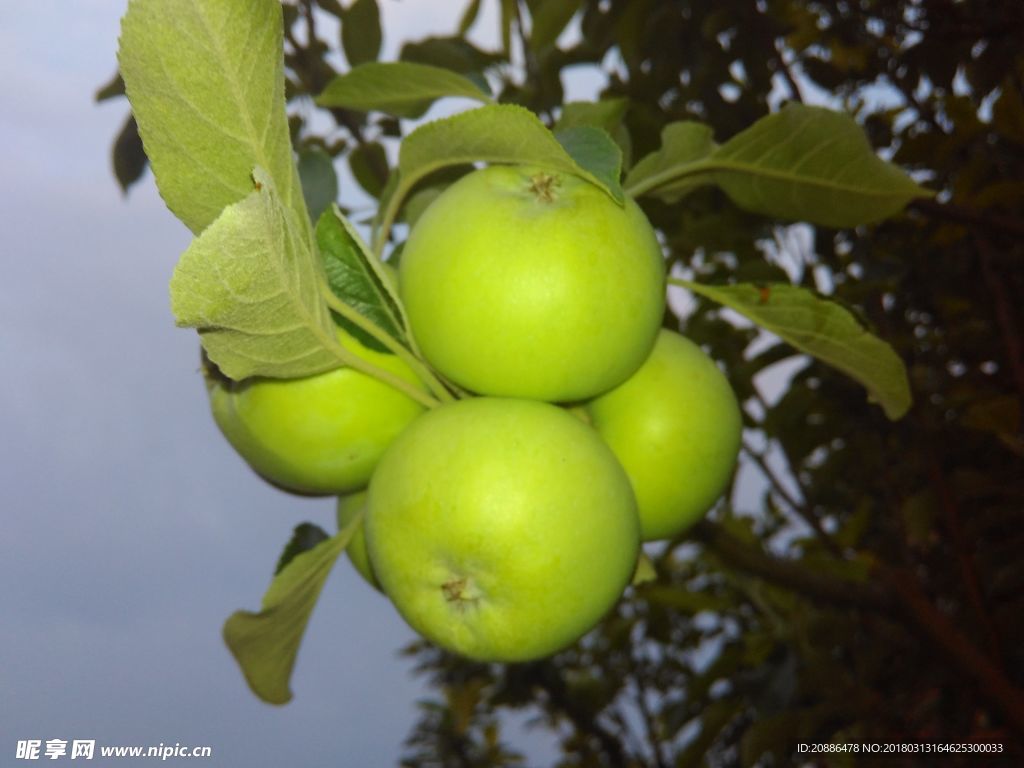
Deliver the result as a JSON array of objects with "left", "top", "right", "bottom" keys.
[
  {"left": 529, "top": 171, "right": 560, "bottom": 203},
  {"left": 441, "top": 575, "right": 482, "bottom": 611}
]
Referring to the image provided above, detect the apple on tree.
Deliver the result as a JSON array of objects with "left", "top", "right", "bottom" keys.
[
  {"left": 206, "top": 327, "right": 428, "bottom": 496},
  {"left": 399, "top": 164, "right": 667, "bottom": 402},
  {"left": 585, "top": 329, "right": 743, "bottom": 541},
  {"left": 365, "top": 396, "right": 641, "bottom": 663},
  {"left": 336, "top": 491, "right": 379, "bottom": 590}
]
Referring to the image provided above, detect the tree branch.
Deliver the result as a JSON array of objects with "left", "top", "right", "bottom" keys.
[
  {"left": 691, "top": 520, "right": 1024, "bottom": 737},
  {"left": 878, "top": 565, "right": 1024, "bottom": 735},
  {"left": 772, "top": 43, "right": 804, "bottom": 104},
  {"left": 742, "top": 440, "right": 845, "bottom": 559},
  {"left": 688, "top": 520, "right": 893, "bottom": 612}
]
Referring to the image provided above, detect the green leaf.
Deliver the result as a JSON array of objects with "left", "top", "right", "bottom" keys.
[
  {"left": 297, "top": 147, "right": 338, "bottom": 221},
  {"left": 169, "top": 168, "right": 339, "bottom": 380},
  {"left": 626, "top": 105, "right": 930, "bottom": 225},
  {"left": 709, "top": 104, "right": 930, "bottom": 226},
  {"left": 317, "top": 205, "right": 408, "bottom": 352},
  {"left": 555, "top": 126, "right": 623, "bottom": 195},
  {"left": 530, "top": 0, "right": 581, "bottom": 51},
  {"left": 119, "top": 0, "right": 305, "bottom": 234},
  {"left": 341, "top": 0, "right": 381, "bottom": 67},
  {"left": 555, "top": 98, "right": 629, "bottom": 134},
  {"left": 94, "top": 70, "right": 125, "bottom": 102},
  {"left": 376, "top": 104, "right": 624, "bottom": 250},
  {"left": 399, "top": 36, "right": 502, "bottom": 75},
  {"left": 556, "top": 99, "right": 632, "bottom": 168},
  {"left": 675, "top": 279, "right": 912, "bottom": 419},
  {"left": 223, "top": 519, "right": 356, "bottom": 705},
  {"left": 275, "top": 523, "right": 330, "bottom": 576},
  {"left": 639, "top": 584, "right": 733, "bottom": 613},
  {"left": 631, "top": 552, "right": 657, "bottom": 585},
  {"left": 348, "top": 141, "right": 391, "bottom": 198},
  {"left": 317, "top": 62, "right": 493, "bottom": 118},
  {"left": 112, "top": 113, "right": 148, "bottom": 194},
  {"left": 624, "top": 121, "right": 716, "bottom": 202}
]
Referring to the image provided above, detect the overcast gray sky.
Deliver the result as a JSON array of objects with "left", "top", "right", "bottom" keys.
[{"left": 0, "top": 2, "right": 565, "bottom": 765}]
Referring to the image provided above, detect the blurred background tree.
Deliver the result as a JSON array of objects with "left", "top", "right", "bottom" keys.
[{"left": 104, "top": 0, "right": 1024, "bottom": 764}]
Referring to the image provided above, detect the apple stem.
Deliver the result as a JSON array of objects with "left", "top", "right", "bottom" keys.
[
  {"left": 330, "top": 343, "right": 441, "bottom": 409},
  {"left": 319, "top": 285, "right": 456, "bottom": 405}
]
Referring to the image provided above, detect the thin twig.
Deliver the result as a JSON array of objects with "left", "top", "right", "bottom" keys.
[
  {"left": 741, "top": 440, "right": 845, "bottom": 559},
  {"left": 512, "top": 0, "right": 538, "bottom": 80},
  {"left": 531, "top": 665, "right": 631, "bottom": 768},
  {"left": 633, "top": 674, "right": 670, "bottom": 768},
  {"left": 773, "top": 43, "right": 804, "bottom": 104},
  {"left": 319, "top": 286, "right": 454, "bottom": 404}
]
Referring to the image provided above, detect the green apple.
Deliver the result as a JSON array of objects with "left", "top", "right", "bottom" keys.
[
  {"left": 584, "top": 329, "right": 742, "bottom": 541},
  {"left": 206, "top": 327, "right": 427, "bottom": 496},
  {"left": 365, "top": 397, "right": 640, "bottom": 662},
  {"left": 399, "top": 164, "right": 666, "bottom": 402},
  {"left": 336, "top": 492, "right": 380, "bottom": 590}
]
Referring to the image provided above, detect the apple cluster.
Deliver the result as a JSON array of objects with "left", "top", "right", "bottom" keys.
[{"left": 206, "top": 164, "right": 741, "bottom": 663}]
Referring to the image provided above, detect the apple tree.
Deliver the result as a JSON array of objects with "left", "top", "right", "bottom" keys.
[{"left": 103, "top": 0, "right": 1024, "bottom": 764}]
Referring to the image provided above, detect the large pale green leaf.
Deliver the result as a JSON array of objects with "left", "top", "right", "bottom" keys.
[
  {"left": 169, "top": 169, "right": 339, "bottom": 380},
  {"left": 317, "top": 205, "right": 408, "bottom": 352},
  {"left": 223, "top": 518, "right": 356, "bottom": 705},
  {"left": 624, "top": 121, "right": 715, "bottom": 202},
  {"left": 674, "top": 279, "right": 912, "bottom": 419},
  {"left": 710, "top": 104, "right": 930, "bottom": 226},
  {"left": 375, "top": 104, "right": 623, "bottom": 250},
  {"left": 119, "top": 0, "right": 305, "bottom": 234},
  {"left": 317, "top": 61, "right": 493, "bottom": 118},
  {"left": 626, "top": 105, "right": 930, "bottom": 226}
]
